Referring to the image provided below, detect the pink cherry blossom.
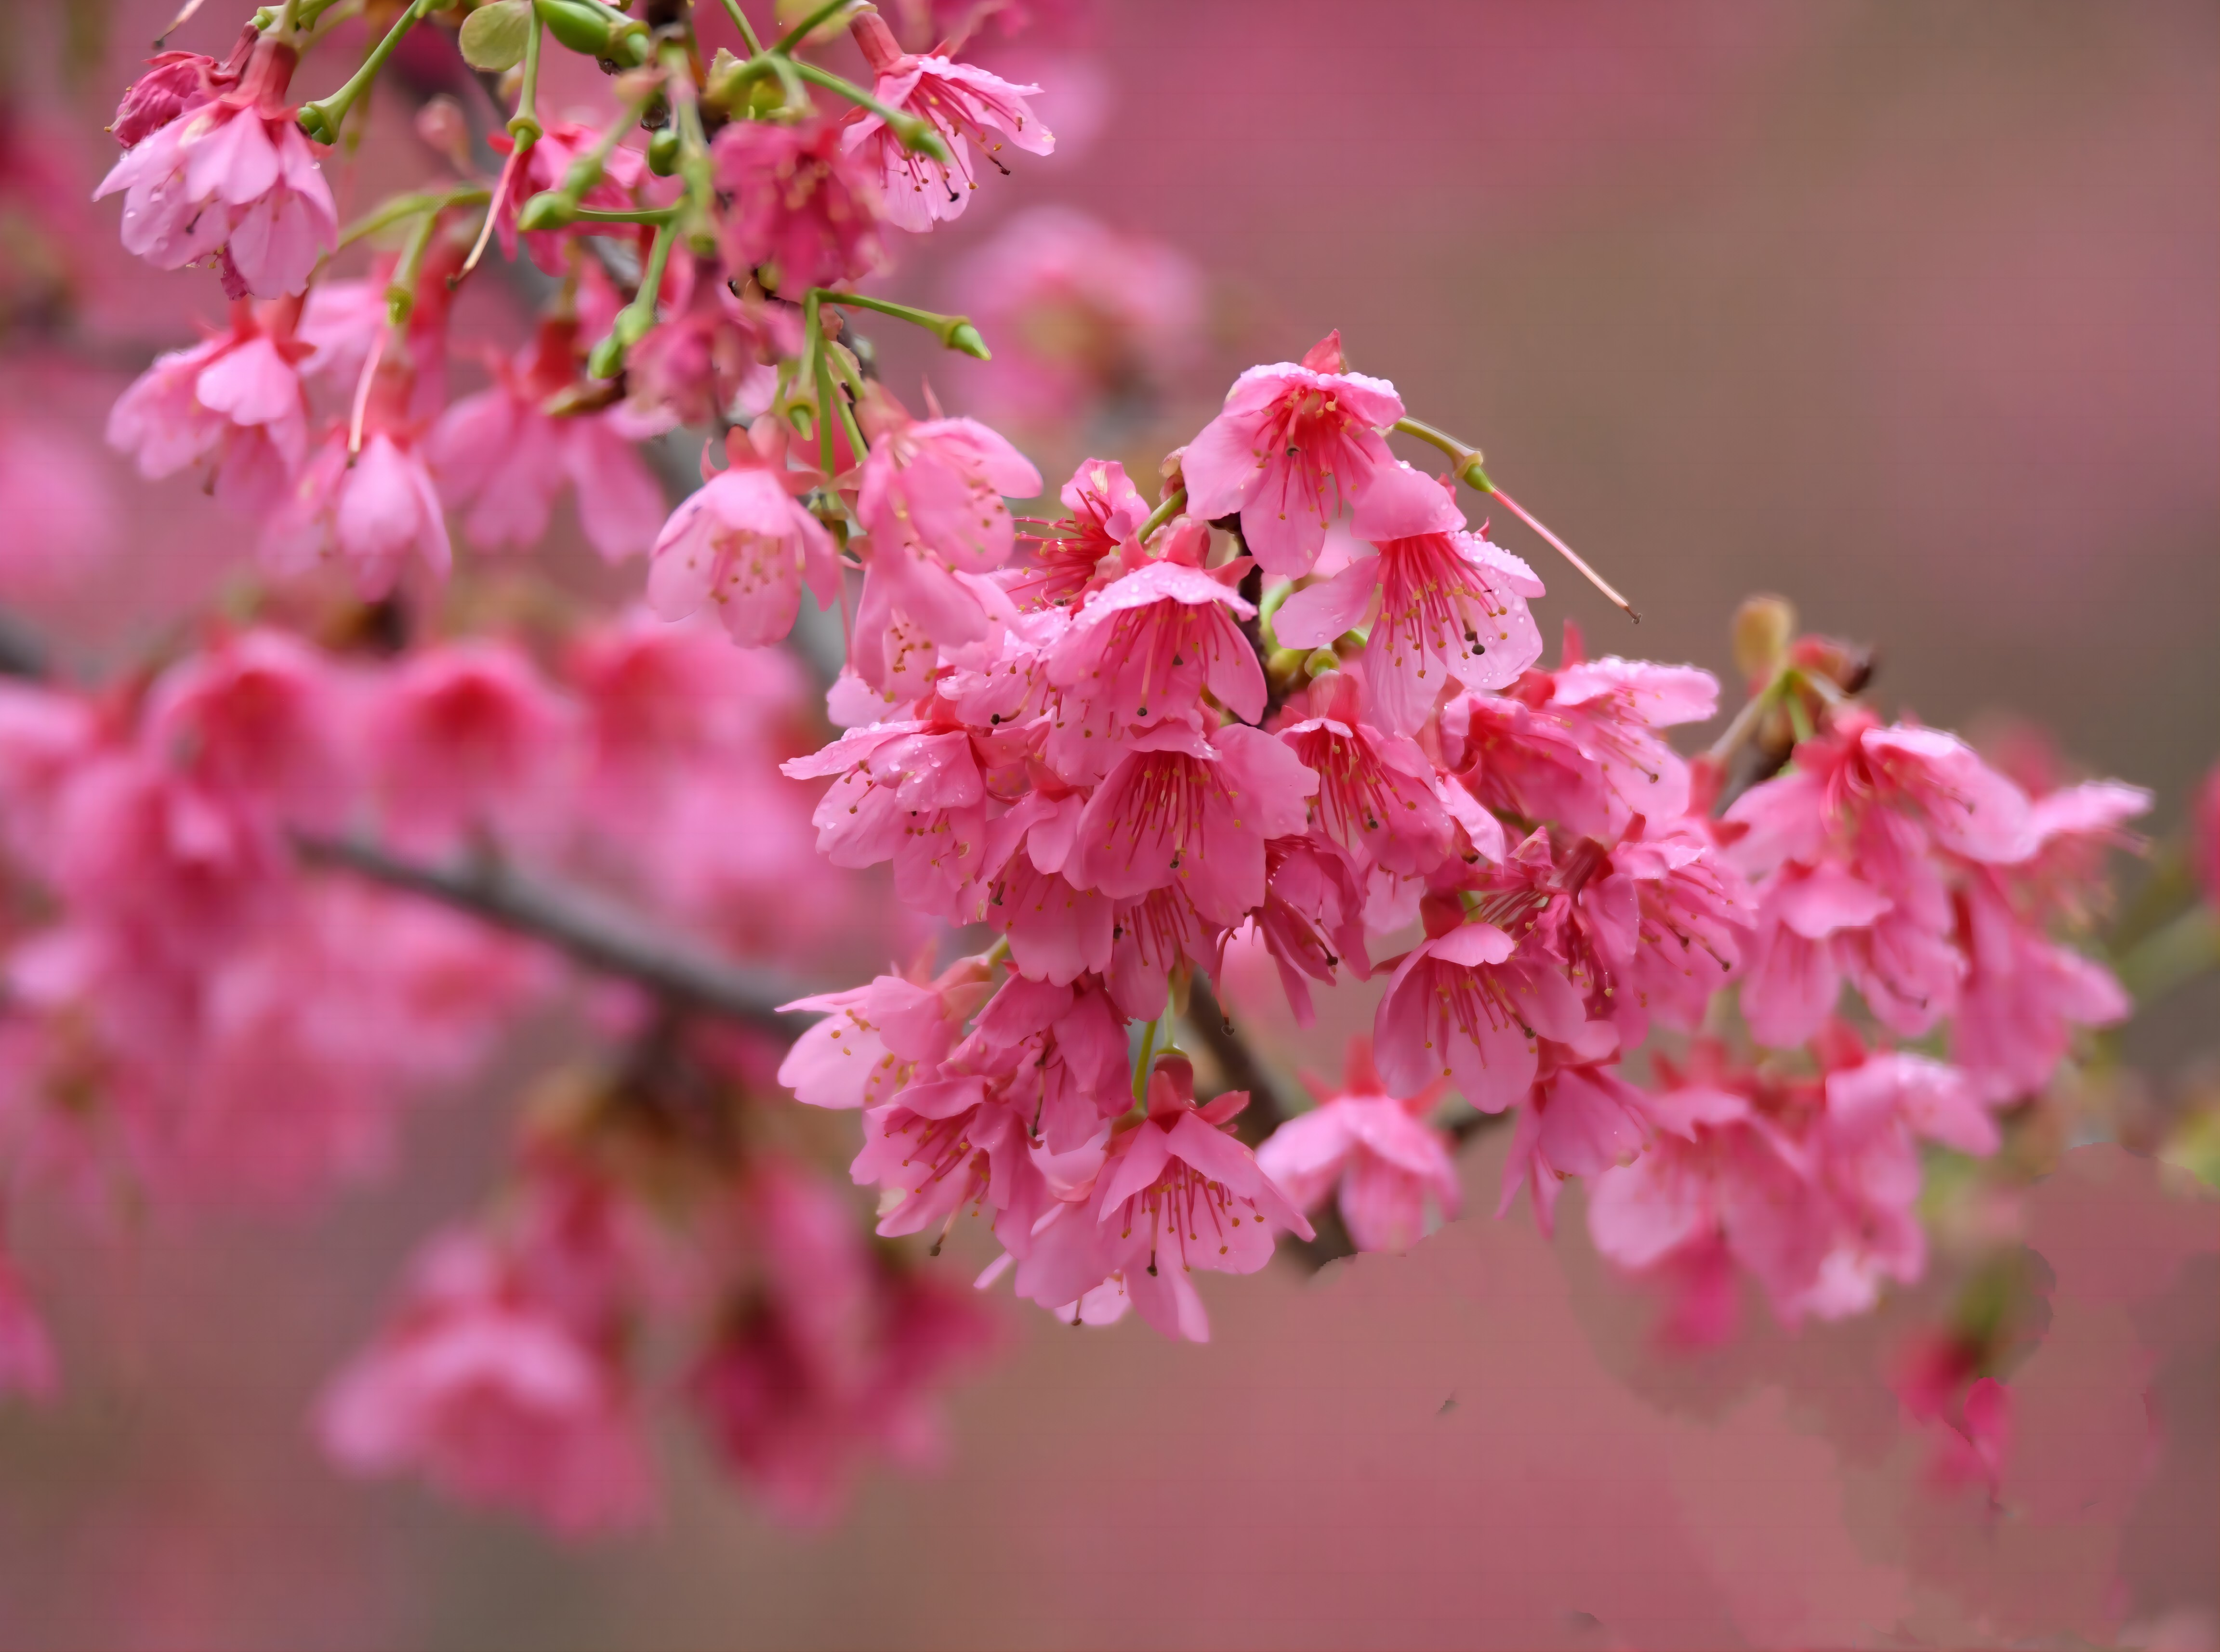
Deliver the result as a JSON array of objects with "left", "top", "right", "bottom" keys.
[
  {"left": 646, "top": 424, "right": 840, "bottom": 646},
  {"left": 318, "top": 1229, "right": 653, "bottom": 1535},
  {"left": 1278, "top": 465, "right": 1546, "bottom": 733},
  {"left": 429, "top": 322, "right": 666, "bottom": 564},
  {"left": 94, "top": 39, "right": 335, "bottom": 298},
  {"left": 143, "top": 626, "right": 347, "bottom": 826},
  {"left": 1498, "top": 1022, "right": 1652, "bottom": 1235},
  {"left": 712, "top": 118, "right": 884, "bottom": 296},
  {"left": 1278, "top": 669, "right": 1462, "bottom": 875},
  {"left": 845, "top": 13, "right": 1054, "bottom": 233},
  {"left": 856, "top": 395, "right": 1044, "bottom": 659},
  {"left": 782, "top": 712, "right": 991, "bottom": 922},
  {"left": 1070, "top": 719, "right": 1317, "bottom": 926},
  {"left": 107, "top": 298, "right": 307, "bottom": 515},
  {"left": 1372, "top": 912, "right": 1592, "bottom": 1113},
  {"left": 1014, "top": 1056, "right": 1310, "bottom": 1342},
  {"left": 261, "top": 425, "right": 453, "bottom": 600},
  {"left": 1180, "top": 331, "right": 1408, "bottom": 578},
  {"left": 1255, "top": 1038, "right": 1457, "bottom": 1253},
  {"left": 110, "top": 44, "right": 238, "bottom": 149},
  {"left": 362, "top": 642, "right": 573, "bottom": 854},
  {"left": 1727, "top": 714, "right": 2034, "bottom": 1047},
  {"left": 1044, "top": 558, "right": 1263, "bottom": 738},
  {"left": 777, "top": 957, "right": 994, "bottom": 1112},
  {"left": 1011, "top": 456, "right": 1150, "bottom": 608}
]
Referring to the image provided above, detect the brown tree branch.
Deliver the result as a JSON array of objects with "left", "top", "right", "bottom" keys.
[{"left": 292, "top": 833, "right": 813, "bottom": 1032}]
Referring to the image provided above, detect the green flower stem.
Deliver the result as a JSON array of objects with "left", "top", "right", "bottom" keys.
[
  {"left": 587, "top": 219, "right": 676, "bottom": 380},
  {"left": 1136, "top": 486, "right": 1187, "bottom": 543},
  {"left": 564, "top": 205, "right": 680, "bottom": 225},
  {"left": 511, "top": 12, "right": 544, "bottom": 143},
  {"left": 800, "top": 289, "right": 836, "bottom": 478},
  {"left": 515, "top": 80, "right": 662, "bottom": 232},
  {"left": 296, "top": 0, "right": 430, "bottom": 145},
  {"left": 811, "top": 290, "right": 987, "bottom": 358},
  {"left": 335, "top": 184, "right": 488, "bottom": 255},
  {"left": 718, "top": 0, "right": 764, "bottom": 53},
  {"left": 770, "top": 0, "right": 857, "bottom": 54},
  {"left": 1390, "top": 415, "right": 1490, "bottom": 490},
  {"left": 384, "top": 197, "right": 449, "bottom": 326},
  {"left": 660, "top": 41, "right": 718, "bottom": 254}
]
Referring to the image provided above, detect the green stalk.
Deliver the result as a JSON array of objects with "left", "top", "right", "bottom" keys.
[
  {"left": 770, "top": 0, "right": 857, "bottom": 53},
  {"left": 1136, "top": 487, "right": 1187, "bottom": 543},
  {"left": 296, "top": 0, "right": 429, "bottom": 145},
  {"left": 588, "top": 220, "right": 677, "bottom": 380},
  {"left": 812, "top": 290, "right": 987, "bottom": 358},
  {"left": 718, "top": 0, "right": 764, "bottom": 53}
]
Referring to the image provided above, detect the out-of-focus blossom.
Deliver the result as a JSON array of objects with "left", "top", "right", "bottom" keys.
[
  {"left": 955, "top": 208, "right": 1202, "bottom": 425},
  {"left": 1256, "top": 1038, "right": 1457, "bottom": 1253},
  {"left": 712, "top": 118, "right": 884, "bottom": 296}
]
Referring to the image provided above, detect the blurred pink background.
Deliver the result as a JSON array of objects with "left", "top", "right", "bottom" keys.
[{"left": 0, "top": 2, "right": 2215, "bottom": 1647}]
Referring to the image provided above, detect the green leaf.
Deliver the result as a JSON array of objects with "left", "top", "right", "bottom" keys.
[{"left": 459, "top": 0, "right": 531, "bottom": 72}]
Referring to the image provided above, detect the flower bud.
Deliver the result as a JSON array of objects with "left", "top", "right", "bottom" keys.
[{"left": 1732, "top": 593, "right": 1796, "bottom": 687}]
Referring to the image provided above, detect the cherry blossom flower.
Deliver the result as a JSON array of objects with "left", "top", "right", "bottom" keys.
[
  {"left": 1044, "top": 557, "right": 1263, "bottom": 738},
  {"left": 1070, "top": 720, "right": 1317, "bottom": 926},
  {"left": 261, "top": 424, "right": 452, "bottom": 600},
  {"left": 846, "top": 13, "right": 1053, "bottom": 233},
  {"left": 318, "top": 1229, "right": 654, "bottom": 1536},
  {"left": 362, "top": 642, "right": 573, "bottom": 855},
  {"left": 143, "top": 626, "right": 348, "bottom": 826},
  {"left": 489, "top": 120, "right": 659, "bottom": 275},
  {"left": 712, "top": 118, "right": 884, "bottom": 295},
  {"left": 646, "top": 422, "right": 840, "bottom": 646},
  {"left": 1727, "top": 714, "right": 2033, "bottom": 1047},
  {"left": 1499, "top": 1022, "right": 1651, "bottom": 1236},
  {"left": 1277, "top": 466, "right": 1546, "bottom": 734},
  {"left": 781, "top": 711, "right": 992, "bottom": 922},
  {"left": 1372, "top": 911, "right": 1592, "bottom": 1114},
  {"left": 777, "top": 957, "right": 995, "bottom": 1112},
  {"left": 429, "top": 321, "right": 667, "bottom": 564},
  {"left": 95, "top": 36, "right": 335, "bottom": 298},
  {"left": 1180, "top": 331, "right": 1408, "bottom": 578},
  {"left": 1010, "top": 1056, "right": 1310, "bottom": 1342},
  {"left": 1255, "top": 1038, "right": 1457, "bottom": 1253},
  {"left": 1010, "top": 455, "right": 1150, "bottom": 609},
  {"left": 855, "top": 392, "right": 1044, "bottom": 662},
  {"left": 106, "top": 298, "right": 308, "bottom": 514}
]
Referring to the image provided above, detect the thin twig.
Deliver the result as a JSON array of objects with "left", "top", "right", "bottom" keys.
[{"left": 294, "top": 833, "right": 812, "bottom": 1031}]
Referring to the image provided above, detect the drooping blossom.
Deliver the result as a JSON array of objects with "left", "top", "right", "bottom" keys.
[
  {"left": 712, "top": 118, "right": 884, "bottom": 296},
  {"left": 318, "top": 1226, "right": 654, "bottom": 1536},
  {"left": 1008, "top": 1055, "right": 1311, "bottom": 1342},
  {"left": 1010, "top": 455, "right": 1150, "bottom": 609},
  {"left": 1044, "top": 555, "right": 1263, "bottom": 743},
  {"left": 142, "top": 626, "right": 347, "bottom": 826},
  {"left": 780, "top": 709, "right": 992, "bottom": 922},
  {"left": 1278, "top": 466, "right": 1547, "bottom": 734},
  {"left": 845, "top": 12, "right": 1053, "bottom": 233},
  {"left": 1499, "top": 1021, "right": 1652, "bottom": 1236},
  {"left": 1180, "top": 331, "right": 1407, "bottom": 578},
  {"left": 854, "top": 391, "right": 1044, "bottom": 668},
  {"left": 1371, "top": 906, "right": 1592, "bottom": 1114},
  {"left": 95, "top": 36, "right": 335, "bottom": 298},
  {"left": 646, "top": 422, "right": 840, "bottom": 647},
  {"left": 1070, "top": 720, "right": 1317, "bottom": 927},
  {"left": 1726, "top": 713, "right": 2033, "bottom": 1048},
  {"left": 1256, "top": 1037, "right": 1458, "bottom": 1253},
  {"left": 489, "top": 119, "right": 659, "bottom": 275},
  {"left": 362, "top": 642, "right": 573, "bottom": 854},
  {"left": 261, "top": 412, "right": 452, "bottom": 600},
  {"left": 429, "top": 319, "right": 667, "bottom": 564},
  {"left": 106, "top": 298, "right": 307, "bottom": 514},
  {"left": 778, "top": 957, "right": 996, "bottom": 1112}
]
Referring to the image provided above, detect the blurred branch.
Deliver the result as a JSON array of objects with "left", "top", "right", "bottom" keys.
[{"left": 294, "top": 833, "right": 812, "bottom": 1032}]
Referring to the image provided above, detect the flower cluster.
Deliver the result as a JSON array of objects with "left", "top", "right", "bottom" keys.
[{"left": 31, "top": 0, "right": 2186, "bottom": 1542}]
